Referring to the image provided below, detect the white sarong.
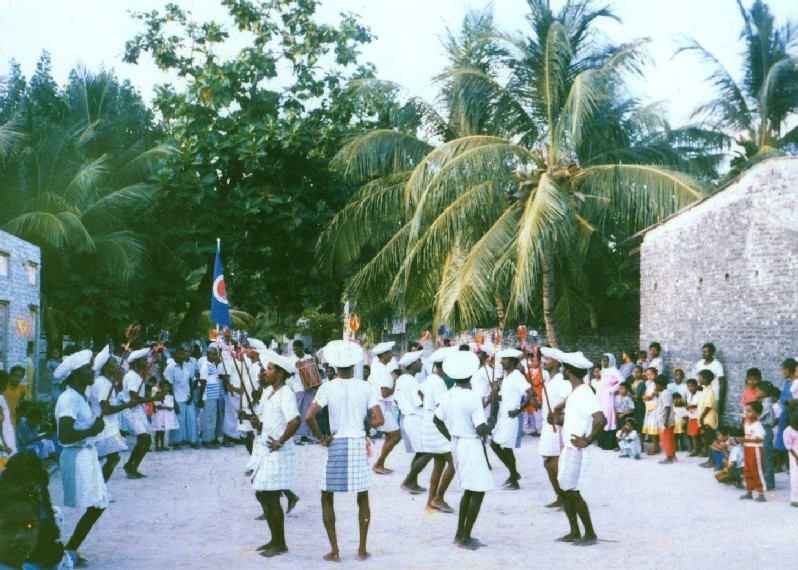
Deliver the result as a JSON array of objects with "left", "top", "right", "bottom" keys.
[
  {"left": 451, "top": 436, "right": 494, "bottom": 492},
  {"left": 60, "top": 445, "right": 110, "bottom": 509},
  {"left": 400, "top": 413, "right": 423, "bottom": 453}
]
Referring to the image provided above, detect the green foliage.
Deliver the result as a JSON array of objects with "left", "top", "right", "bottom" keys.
[{"left": 123, "top": 0, "right": 379, "bottom": 340}]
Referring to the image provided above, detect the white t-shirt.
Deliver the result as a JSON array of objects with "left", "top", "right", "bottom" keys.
[
  {"left": 435, "top": 387, "right": 485, "bottom": 438},
  {"left": 562, "top": 384, "right": 601, "bottom": 449},
  {"left": 744, "top": 420, "right": 765, "bottom": 448},
  {"left": 498, "top": 369, "right": 529, "bottom": 418},
  {"left": 368, "top": 360, "right": 393, "bottom": 403},
  {"left": 313, "top": 378, "right": 377, "bottom": 439},
  {"left": 648, "top": 357, "right": 663, "bottom": 374},
  {"left": 89, "top": 376, "right": 121, "bottom": 432},
  {"left": 694, "top": 358, "right": 724, "bottom": 401},
  {"left": 420, "top": 373, "right": 448, "bottom": 412},
  {"left": 470, "top": 365, "right": 492, "bottom": 407},
  {"left": 258, "top": 385, "right": 300, "bottom": 443},
  {"left": 55, "top": 386, "right": 96, "bottom": 445},
  {"left": 199, "top": 360, "right": 221, "bottom": 401},
  {"left": 120, "top": 370, "right": 144, "bottom": 403},
  {"left": 165, "top": 360, "right": 192, "bottom": 402},
  {"left": 394, "top": 373, "right": 422, "bottom": 416},
  {"left": 544, "top": 372, "right": 572, "bottom": 410}
]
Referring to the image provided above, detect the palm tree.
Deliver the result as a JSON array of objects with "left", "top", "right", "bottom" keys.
[
  {"left": 318, "top": 1, "right": 706, "bottom": 347},
  {"left": 676, "top": 0, "right": 798, "bottom": 183},
  {"left": 0, "top": 66, "right": 169, "bottom": 338}
]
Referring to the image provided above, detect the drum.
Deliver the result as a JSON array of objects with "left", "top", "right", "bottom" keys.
[{"left": 297, "top": 358, "right": 322, "bottom": 390}]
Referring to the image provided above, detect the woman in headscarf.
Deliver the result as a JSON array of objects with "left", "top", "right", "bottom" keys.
[{"left": 596, "top": 353, "right": 624, "bottom": 450}]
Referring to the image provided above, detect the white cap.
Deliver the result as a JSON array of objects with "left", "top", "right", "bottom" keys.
[
  {"left": 93, "top": 345, "right": 111, "bottom": 373},
  {"left": 258, "top": 349, "right": 297, "bottom": 374},
  {"left": 429, "top": 346, "right": 458, "bottom": 363},
  {"left": 208, "top": 340, "right": 228, "bottom": 352},
  {"left": 558, "top": 351, "right": 593, "bottom": 370},
  {"left": 372, "top": 341, "right": 395, "bottom": 356},
  {"left": 248, "top": 338, "right": 267, "bottom": 351},
  {"left": 128, "top": 348, "right": 150, "bottom": 363},
  {"left": 398, "top": 351, "right": 423, "bottom": 367},
  {"left": 540, "top": 347, "right": 565, "bottom": 362},
  {"left": 324, "top": 340, "right": 365, "bottom": 368},
  {"left": 442, "top": 351, "right": 480, "bottom": 380},
  {"left": 497, "top": 348, "right": 523, "bottom": 359},
  {"left": 53, "top": 349, "right": 93, "bottom": 381}
]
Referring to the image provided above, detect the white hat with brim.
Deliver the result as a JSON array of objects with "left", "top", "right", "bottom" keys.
[
  {"left": 248, "top": 338, "right": 267, "bottom": 351},
  {"left": 398, "top": 351, "right": 423, "bottom": 367},
  {"left": 53, "top": 349, "right": 93, "bottom": 381},
  {"left": 93, "top": 344, "right": 111, "bottom": 373},
  {"left": 497, "top": 348, "right": 523, "bottom": 359},
  {"left": 128, "top": 348, "right": 150, "bottom": 363},
  {"left": 540, "top": 347, "right": 565, "bottom": 362},
  {"left": 372, "top": 341, "right": 395, "bottom": 356},
  {"left": 559, "top": 351, "right": 593, "bottom": 370},
  {"left": 429, "top": 346, "right": 459, "bottom": 364},
  {"left": 442, "top": 351, "right": 480, "bottom": 380},
  {"left": 324, "top": 340, "right": 364, "bottom": 368},
  {"left": 208, "top": 340, "right": 228, "bottom": 352},
  {"left": 258, "top": 349, "right": 297, "bottom": 374}
]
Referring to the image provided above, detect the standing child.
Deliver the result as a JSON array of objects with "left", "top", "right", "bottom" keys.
[
  {"left": 698, "top": 370, "right": 719, "bottom": 467},
  {"left": 668, "top": 368, "right": 688, "bottom": 402},
  {"left": 686, "top": 379, "right": 703, "bottom": 456},
  {"left": 151, "top": 380, "right": 179, "bottom": 451},
  {"left": 740, "top": 401, "right": 766, "bottom": 502},
  {"left": 782, "top": 412, "right": 798, "bottom": 507},
  {"left": 655, "top": 376, "right": 676, "bottom": 464},
  {"left": 616, "top": 418, "right": 641, "bottom": 459},
  {"left": 630, "top": 366, "right": 646, "bottom": 437},
  {"left": 755, "top": 381, "right": 777, "bottom": 491},
  {"left": 672, "top": 393, "right": 689, "bottom": 451},
  {"left": 615, "top": 383, "right": 635, "bottom": 429},
  {"left": 642, "top": 368, "right": 659, "bottom": 454}
]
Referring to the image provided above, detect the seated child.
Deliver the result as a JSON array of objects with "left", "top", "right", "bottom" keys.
[
  {"left": 709, "top": 426, "right": 733, "bottom": 470},
  {"left": 714, "top": 429, "right": 744, "bottom": 487},
  {"left": 617, "top": 418, "right": 641, "bottom": 459},
  {"left": 15, "top": 402, "right": 57, "bottom": 462}
]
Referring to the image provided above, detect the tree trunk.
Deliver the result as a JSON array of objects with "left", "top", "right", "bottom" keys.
[
  {"left": 541, "top": 253, "right": 559, "bottom": 348},
  {"left": 174, "top": 264, "right": 214, "bottom": 342},
  {"left": 494, "top": 296, "right": 506, "bottom": 330},
  {"left": 589, "top": 303, "right": 598, "bottom": 330}
]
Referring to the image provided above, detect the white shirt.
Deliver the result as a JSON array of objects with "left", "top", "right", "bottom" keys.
[
  {"left": 470, "top": 365, "right": 492, "bottom": 408},
  {"left": 420, "top": 373, "right": 448, "bottom": 413},
  {"left": 89, "top": 376, "right": 121, "bottom": 433},
  {"left": 668, "top": 381, "right": 689, "bottom": 403},
  {"left": 55, "top": 386, "right": 96, "bottom": 445},
  {"left": 648, "top": 357, "right": 663, "bottom": 374},
  {"left": 394, "top": 373, "right": 422, "bottom": 416},
  {"left": 199, "top": 360, "right": 220, "bottom": 401},
  {"left": 562, "top": 384, "right": 601, "bottom": 449},
  {"left": 165, "top": 360, "right": 192, "bottom": 402},
  {"left": 498, "top": 370, "right": 529, "bottom": 418},
  {"left": 258, "top": 385, "right": 300, "bottom": 444},
  {"left": 120, "top": 370, "right": 144, "bottom": 403},
  {"left": 288, "top": 354, "right": 313, "bottom": 393},
  {"left": 369, "top": 360, "right": 393, "bottom": 402},
  {"left": 543, "top": 371, "right": 572, "bottom": 411},
  {"left": 435, "top": 386, "right": 485, "bottom": 438},
  {"left": 694, "top": 358, "right": 725, "bottom": 401},
  {"left": 313, "top": 378, "right": 378, "bottom": 439}
]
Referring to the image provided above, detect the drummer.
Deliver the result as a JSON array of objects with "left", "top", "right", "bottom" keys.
[
  {"left": 395, "top": 351, "right": 431, "bottom": 493},
  {"left": 288, "top": 340, "right": 320, "bottom": 444},
  {"left": 433, "top": 351, "right": 498, "bottom": 550},
  {"left": 53, "top": 350, "right": 109, "bottom": 562}
]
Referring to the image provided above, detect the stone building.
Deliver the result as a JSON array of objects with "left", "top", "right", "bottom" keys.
[
  {"left": 623, "top": 157, "right": 798, "bottom": 422},
  {"left": 0, "top": 229, "right": 41, "bottom": 383}
]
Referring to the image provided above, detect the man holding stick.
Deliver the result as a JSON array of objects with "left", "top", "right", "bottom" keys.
[
  {"left": 306, "top": 340, "right": 384, "bottom": 562},
  {"left": 549, "top": 351, "right": 607, "bottom": 546},
  {"left": 121, "top": 348, "right": 163, "bottom": 478},
  {"left": 538, "top": 347, "right": 572, "bottom": 508}
]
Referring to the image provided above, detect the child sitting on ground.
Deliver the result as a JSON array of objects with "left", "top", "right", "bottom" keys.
[
  {"left": 740, "top": 401, "right": 767, "bottom": 502},
  {"left": 709, "top": 426, "right": 733, "bottom": 470},
  {"left": 15, "top": 402, "right": 57, "bottom": 463},
  {"left": 672, "top": 393, "right": 689, "bottom": 451},
  {"left": 617, "top": 418, "right": 641, "bottom": 459},
  {"left": 615, "top": 382, "right": 635, "bottom": 429},
  {"left": 714, "top": 428, "right": 744, "bottom": 487}
]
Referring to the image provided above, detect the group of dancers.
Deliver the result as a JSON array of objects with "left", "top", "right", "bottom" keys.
[{"left": 46, "top": 334, "right": 608, "bottom": 565}]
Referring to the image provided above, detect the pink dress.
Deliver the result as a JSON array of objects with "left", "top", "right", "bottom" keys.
[{"left": 150, "top": 394, "right": 179, "bottom": 431}]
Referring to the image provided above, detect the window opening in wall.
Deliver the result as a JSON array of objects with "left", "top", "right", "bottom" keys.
[
  {"left": 0, "top": 302, "right": 8, "bottom": 364},
  {"left": 27, "top": 262, "right": 38, "bottom": 285},
  {"left": 0, "top": 252, "right": 8, "bottom": 277}
]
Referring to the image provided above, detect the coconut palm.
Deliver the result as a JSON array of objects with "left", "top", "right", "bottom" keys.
[
  {"left": 318, "top": 1, "right": 706, "bottom": 346},
  {"left": 676, "top": 0, "right": 798, "bottom": 183}
]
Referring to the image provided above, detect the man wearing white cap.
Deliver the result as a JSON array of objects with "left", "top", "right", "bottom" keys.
[
  {"left": 370, "top": 341, "right": 402, "bottom": 474},
  {"left": 491, "top": 348, "right": 534, "bottom": 490},
  {"left": 539, "top": 347, "right": 573, "bottom": 508},
  {"left": 552, "top": 351, "right": 607, "bottom": 546},
  {"left": 305, "top": 340, "right": 384, "bottom": 562},
  {"left": 433, "top": 351, "right": 498, "bottom": 550},
  {"left": 247, "top": 349, "right": 300, "bottom": 559},
  {"left": 120, "top": 348, "right": 163, "bottom": 478},
  {"left": 53, "top": 350, "right": 109, "bottom": 561},
  {"left": 89, "top": 345, "right": 130, "bottom": 482},
  {"left": 419, "top": 345, "right": 458, "bottom": 513},
  {"left": 395, "top": 351, "right": 432, "bottom": 493}
]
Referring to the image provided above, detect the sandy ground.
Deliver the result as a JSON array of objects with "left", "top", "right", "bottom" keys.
[{"left": 50, "top": 435, "right": 795, "bottom": 569}]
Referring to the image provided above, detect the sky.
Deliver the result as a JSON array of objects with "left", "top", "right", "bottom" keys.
[{"left": 0, "top": 0, "right": 795, "bottom": 125}]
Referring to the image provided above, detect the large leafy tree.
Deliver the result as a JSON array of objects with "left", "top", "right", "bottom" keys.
[
  {"left": 0, "top": 55, "right": 173, "bottom": 342},
  {"left": 123, "top": 0, "right": 378, "bottom": 341},
  {"left": 318, "top": 1, "right": 706, "bottom": 347},
  {"left": 676, "top": 0, "right": 798, "bottom": 183}
]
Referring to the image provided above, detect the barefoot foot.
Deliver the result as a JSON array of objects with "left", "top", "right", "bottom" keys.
[
  {"left": 555, "top": 533, "right": 581, "bottom": 542},
  {"left": 323, "top": 552, "right": 340, "bottom": 562},
  {"left": 357, "top": 551, "right": 371, "bottom": 561}
]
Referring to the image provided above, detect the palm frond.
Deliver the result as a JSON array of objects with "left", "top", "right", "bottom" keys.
[
  {"left": 4, "top": 207, "right": 94, "bottom": 252},
  {"left": 0, "top": 121, "right": 27, "bottom": 164},
  {"left": 112, "top": 143, "right": 173, "bottom": 184},
  {"left": 88, "top": 230, "right": 147, "bottom": 284},
  {"left": 63, "top": 156, "right": 109, "bottom": 207},
  {"left": 330, "top": 130, "right": 433, "bottom": 182}
]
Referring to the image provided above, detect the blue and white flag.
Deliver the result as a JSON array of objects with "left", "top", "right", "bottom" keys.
[{"left": 210, "top": 241, "right": 231, "bottom": 328}]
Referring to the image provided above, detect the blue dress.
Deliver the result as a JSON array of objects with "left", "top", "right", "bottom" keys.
[{"left": 774, "top": 378, "right": 792, "bottom": 451}]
